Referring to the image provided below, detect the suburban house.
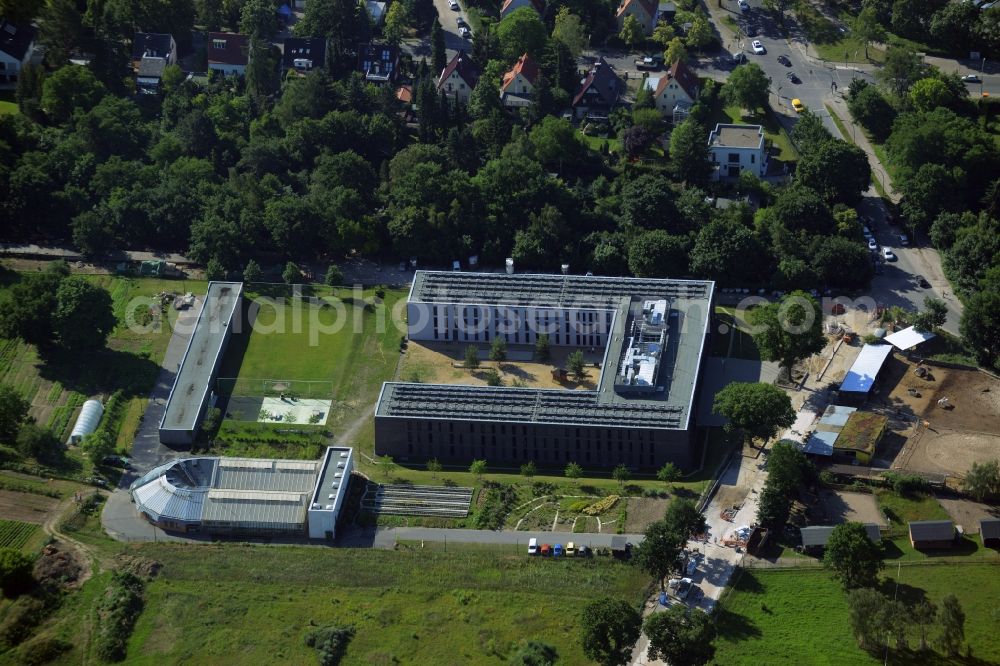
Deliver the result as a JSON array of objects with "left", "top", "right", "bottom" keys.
[
  {"left": 572, "top": 57, "right": 624, "bottom": 121},
  {"left": 616, "top": 0, "right": 658, "bottom": 35},
  {"left": 131, "top": 32, "right": 177, "bottom": 70},
  {"left": 282, "top": 37, "right": 326, "bottom": 74},
  {"left": 358, "top": 42, "right": 399, "bottom": 86},
  {"left": 0, "top": 20, "right": 37, "bottom": 88},
  {"left": 708, "top": 123, "right": 768, "bottom": 180},
  {"left": 642, "top": 60, "right": 699, "bottom": 119},
  {"left": 800, "top": 524, "right": 881, "bottom": 552},
  {"left": 981, "top": 518, "right": 1000, "bottom": 548},
  {"left": 366, "top": 0, "right": 387, "bottom": 26},
  {"left": 438, "top": 51, "right": 479, "bottom": 106},
  {"left": 657, "top": 1, "right": 676, "bottom": 23},
  {"left": 500, "top": 53, "right": 540, "bottom": 109},
  {"left": 500, "top": 0, "right": 545, "bottom": 20},
  {"left": 207, "top": 32, "right": 249, "bottom": 76},
  {"left": 908, "top": 520, "right": 956, "bottom": 550}
]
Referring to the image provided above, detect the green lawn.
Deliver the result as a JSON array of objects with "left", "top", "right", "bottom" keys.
[
  {"left": 20, "top": 542, "right": 650, "bottom": 665},
  {"left": 714, "top": 564, "right": 1000, "bottom": 665},
  {"left": 712, "top": 306, "right": 760, "bottom": 361},
  {"left": 708, "top": 101, "right": 798, "bottom": 163},
  {"left": 0, "top": 91, "right": 17, "bottom": 116},
  {"left": 873, "top": 490, "right": 994, "bottom": 561}
]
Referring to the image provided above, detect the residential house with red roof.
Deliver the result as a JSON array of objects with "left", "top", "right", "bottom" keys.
[
  {"left": 500, "top": 53, "right": 540, "bottom": 109},
  {"left": 500, "top": 0, "right": 545, "bottom": 20},
  {"left": 616, "top": 0, "right": 658, "bottom": 35},
  {"left": 208, "top": 32, "right": 249, "bottom": 76},
  {"left": 641, "top": 60, "right": 700, "bottom": 117},
  {"left": 572, "top": 57, "right": 624, "bottom": 120},
  {"left": 438, "top": 51, "right": 479, "bottom": 106}
]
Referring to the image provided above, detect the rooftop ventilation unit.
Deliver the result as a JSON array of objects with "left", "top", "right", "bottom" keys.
[
  {"left": 328, "top": 494, "right": 335, "bottom": 500},
  {"left": 506, "top": 258, "right": 514, "bottom": 274}
]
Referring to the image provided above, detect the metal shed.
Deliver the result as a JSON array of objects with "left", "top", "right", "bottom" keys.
[
  {"left": 981, "top": 518, "right": 1000, "bottom": 548},
  {"left": 69, "top": 399, "right": 104, "bottom": 444},
  {"left": 908, "top": 520, "right": 956, "bottom": 550}
]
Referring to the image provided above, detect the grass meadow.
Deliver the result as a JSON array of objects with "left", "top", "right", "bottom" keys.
[
  {"left": 714, "top": 564, "right": 1000, "bottom": 665},
  {"left": 23, "top": 542, "right": 650, "bottom": 665}
]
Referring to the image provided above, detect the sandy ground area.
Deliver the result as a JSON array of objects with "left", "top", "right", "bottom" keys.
[
  {"left": 399, "top": 341, "right": 605, "bottom": 390},
  {"left": 816, "top": 489, "right": 887, "bottom": 527},
  {"left": 938, "top": 497, "right": 1000, "bottom": 534},
  {"left": 0, "top": 490, "right": 60, "bottom": 524},
  {"left": 892, "top": 366, "right": 1000, "bottom": 477}
]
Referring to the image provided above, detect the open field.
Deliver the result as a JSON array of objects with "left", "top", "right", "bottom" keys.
[
  {"left": 0, "top": 91, "right": 17, "bottom": 116},
  {"left": 20, "top": 542, "right": 650, "bottom": 665},
  {"left": 0, "top": 489, "right": 59, "bottom": 524},
  {"left": 714, "top": 564, "right": 1000, "bottom": 665},
  {"left": 398, "top": 341, "right": 603, "bottom": 389},
  {"left": 211, "top": 286, "right": 406, "bottom": 458}
]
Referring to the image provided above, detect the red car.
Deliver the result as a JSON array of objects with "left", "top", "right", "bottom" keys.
[{"left": 540, "top": 544, "right": 552, "bottom": 556}]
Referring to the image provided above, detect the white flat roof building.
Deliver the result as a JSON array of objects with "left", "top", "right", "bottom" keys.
[{"left": 708, "top": 124, "right": 767, "bottom": 180}]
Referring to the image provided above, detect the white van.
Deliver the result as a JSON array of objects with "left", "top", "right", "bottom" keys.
[{"left": 528, "top": 537, "right": 538, "bottom": 555}]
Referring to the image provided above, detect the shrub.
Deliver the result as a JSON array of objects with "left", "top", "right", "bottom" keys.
[
  {"left": 18, "top": 637, "right": 72, "bottom": 666},
  {"left": 474, "top": 483, "right": 518, "bottom": 530},
  {"left": 94, "top": 571, "right": 144, "bottom": 662},
  {"left": 305, "top": 625, "right": 356, "bottom": 666},
  {"left": 582, "top": 495, "right": 619, "bottom": 515},
  {"left": 324, "top": 264, "right": 344, "bottom": 286},
  {"left": 0, "top": 548, "right": 34, "bottom": 597}
]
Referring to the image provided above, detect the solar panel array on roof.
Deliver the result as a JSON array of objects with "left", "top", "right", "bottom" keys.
[
  {"left": 378, "top": 383, "right": 685, "bottom": 428},
  {"left": 411, "top": 271, "right": 712, "bottom": 307}
]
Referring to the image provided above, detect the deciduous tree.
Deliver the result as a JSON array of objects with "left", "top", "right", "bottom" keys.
[
  {"left": 712, "top": 382, "right": 795, "bottom": 446},
  {"left": 723, "top": 63, "right": 771, "bottom": 112},
  {"left": 823, "top": 522, "right": 885, "bottom": 589},
  {"left": 579, "top": 597, "right": 642, "bottom": 666},
  {"left": 552, "top": 7, "right": 586, "bottom": 57},
  {"left": 619, "top": 14, "right": 644, "bottom": 49},
  {"left": 52, "top": 277, "right": 116, "bottom": 351},
  {"left": 497, "top": 7, "right": 548, "bottom": 61},
  {"left": 747, "top": 291, "right": 826, "bottom": 380},
  {"left": 643, "top": 605, "right": 716, "bottom": 666},
  {"left": 938, "top": 594, "right": 965, "bottom": 657},
  {"left": 962, "top": 459, "right": 1000, "bottom": 501},
  {"left": 0, "top": 385, "right": 30, "bottom": 444}
]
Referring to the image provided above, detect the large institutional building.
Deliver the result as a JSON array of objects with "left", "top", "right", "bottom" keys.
[
  {"left": 129, "top": 446, "right": 354, "bottom": 539},
  {"left": 375, "top": 271, "right": 715, "bottom": 470}
]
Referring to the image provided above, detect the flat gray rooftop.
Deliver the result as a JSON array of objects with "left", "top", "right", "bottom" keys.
[
  {"left": 709, "top": 124, "right": 764, "bottom": 149},
  {"left": 160, "top": 282, "right": 243, "bottom": 434},
  {"left": 410, "top": 271, "right": 712, "bottom": 307},
  {"left": 311, "top": 447, "right": 353, "bottom": 510},
  {"left": 384, "top": 272, "right": 714, "bottom": 430}
]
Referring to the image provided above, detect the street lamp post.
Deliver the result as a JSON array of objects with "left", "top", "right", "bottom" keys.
[{"left": 981, "top": 57, "right": 987, "bottom": 98}]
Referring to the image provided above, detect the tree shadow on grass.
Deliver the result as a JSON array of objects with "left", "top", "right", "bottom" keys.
[
  {"left": 889, "top": 648, "right": 998, "bottom": 666},
  {"left": 713, "top": 606, "right": 763, "bottom": 642},
  {"left": 877, "top": 578, "right": 928, "bottom": 606},
  {"left": 734, "top": 569, "right": 765, "bottom": 594},
  {"left": 37, "top": 347, "right": 160, "bottom": 398}
]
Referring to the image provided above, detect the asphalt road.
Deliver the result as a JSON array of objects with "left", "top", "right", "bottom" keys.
[
  {"left": 401, "top": 0, "right": 470, "bottom": 67},
  {"left": 856, "top": 193, "right": 963, "bottom": 336}
]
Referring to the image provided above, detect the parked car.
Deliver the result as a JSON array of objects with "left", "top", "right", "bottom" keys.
[
  {"left": 459, "top": 26, "right": 470, "bottom": 38},
  {"left": 744, "top": 24, "right": 758, "bottom": 37},
  {"left": 899, "top": 234, "right": 909, "bottom": 246},
  {"left": 635, "top": 56, "right": 659, "bottom": 70},
  {"left": 882, "top": 247, "right": 895, "bottom": 261},
  {"left": 786, "top": 72, "right": 800, "bottom": 83},
  {"left": 868, "top": 238, "right": 877, "bottom": 251},
  {"left": 566, "top": 542, "right": 576, "bottom": 556},
  {"left": 791, "top": 98, "right": 804, "bottom": 112},
  {"left": 738, "top": 0, "right": 749, "bottom": 10},
  {"left": 961, "top": 74, "right": 981, "bottom": 83},
  {"left": 918, "top": 277, "right": 931, "bottom": 288},
  {"left": 751, "top": 40, "right": 765, "bottom": 55},
  {"left": 577, "top": 545, "right": 590, "bottom": 557},
  {"left": 540, "top": 543, "right": 552, "bottom": 556},
  {"left": 676, "top": 577, "right": 694, "bottom": 599},
  {"left": 732, "top": 51, "right": 747, "bottom": 64},
  {"left": 449, "top": 0, "right": 459, "bottom": 8},
  {"left": 528, "top": 537, "right": 538, "bottom": 555},
  {"left": 554, "top": 543, "right": 564, "bottom": 557},
  {"left": 777, "top": 54, "right": 791, "bottom": 66}
]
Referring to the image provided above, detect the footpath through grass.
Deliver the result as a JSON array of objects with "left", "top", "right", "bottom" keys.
[
  {"left": 714, "top": 563, "right": 1000, "bottom": 665},
  {"left": 107, "top": 543, "right": 650, "bottom": 664}
]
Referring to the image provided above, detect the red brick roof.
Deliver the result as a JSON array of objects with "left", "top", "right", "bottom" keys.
[
  {"left": 396, "top": 85, "right": 412, "bottom": 103},
  {"left": 501, "top": 53, "right": 540, "bottom": 93}
]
